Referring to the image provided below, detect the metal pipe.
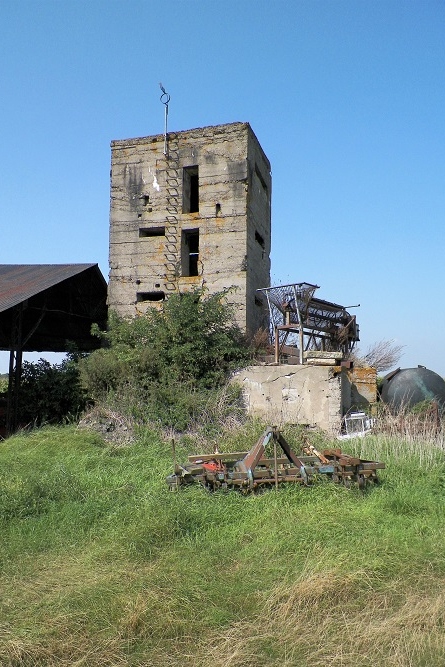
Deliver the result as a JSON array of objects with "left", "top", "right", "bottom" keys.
[
  {"left": 292, "top": 285, "right": 305, "bottom": 365},
  {"left": 274, "top": 326, "right": 279, "bottom": 364},
  {"left": 159, "top": 83, "right": 170, "bottom": 157},
  {"left": 274, "top": 439, "right": 278, "bottom": 490}
]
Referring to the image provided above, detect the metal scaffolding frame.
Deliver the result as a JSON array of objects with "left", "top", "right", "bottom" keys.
[{"left": 258, "top": 282, "right": 360, "bottom": 364}]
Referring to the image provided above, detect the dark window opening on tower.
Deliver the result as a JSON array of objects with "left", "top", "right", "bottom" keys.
[
  {"left": 183, "top": 166, "right": 199, "bottom": 213},
  {"left": 137, "top": 194, "right": 150, "bottom": 208},
  {"left": 255, "top": 230, "right": 265, "bottom": 248},
  {"left": 255, "top": 164, "right": 268, "bottom": 194},
  {"left": 139, "top": 226, "right": 165, "bottom": 237},
  {"left": 182, "top": 229, "right": 199, "bottom": 276},
  {"left": 137, "top": 291, "right": 165, "bottom": 302}
]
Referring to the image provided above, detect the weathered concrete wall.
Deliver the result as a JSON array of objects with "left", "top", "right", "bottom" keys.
[
  {"left": 347, "top": 367, "right": 377, "bottom": 408},
  {"left": 232, "top": 365, "right": 347, "bottom": 435},
  {"left": 246, "top": 129, "right": 272, "bottom": 334},
  {"left": 108, "top": 122, "right": 271, "bottom": 335}
]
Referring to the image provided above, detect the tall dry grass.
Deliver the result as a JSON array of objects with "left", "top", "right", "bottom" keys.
[
  {"left": 351, "top": 402, "right": 445, "bottom": 466},
  {"left": 192, "top": 568, "right": 445, "bottom": 667}
]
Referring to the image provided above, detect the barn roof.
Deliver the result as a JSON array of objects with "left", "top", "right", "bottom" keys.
[{"left": 0, "top": 264, "right": 107, "bottom": 352}]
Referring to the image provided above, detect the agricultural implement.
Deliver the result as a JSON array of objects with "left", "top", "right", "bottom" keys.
[{"left": 166, "top": 427, "right": 384, "bottom": 493}]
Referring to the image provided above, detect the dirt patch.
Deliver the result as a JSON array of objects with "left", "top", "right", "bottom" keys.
[{"left": 78, "top": 407, "right": 135, "bottom": 446}]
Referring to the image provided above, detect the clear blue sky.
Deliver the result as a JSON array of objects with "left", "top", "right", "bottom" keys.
[{"left": 1, "top": 0, "right": 444, "bottom": 373}]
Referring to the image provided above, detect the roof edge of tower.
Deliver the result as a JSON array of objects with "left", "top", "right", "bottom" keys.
[{"left": 111, "top": 121, "right": 253, "bottom": 148}]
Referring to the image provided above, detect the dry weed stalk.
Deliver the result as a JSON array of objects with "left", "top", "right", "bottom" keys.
[
  {"left": 351, "top": 339, "right": 405, "bottom": 373},
  {"left": 370, "top": 401, "right": 445, "bottom": 456},
  {"left": 192, "top": 572, "right": 445, "bottom": 667}
]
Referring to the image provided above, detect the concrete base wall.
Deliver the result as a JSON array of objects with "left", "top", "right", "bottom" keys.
[
  {"left": 232, "top": 365, "right": 347, "bottom": 435},
  {"left": 347, "top": 367, "right": 377, "bottom": 408}
]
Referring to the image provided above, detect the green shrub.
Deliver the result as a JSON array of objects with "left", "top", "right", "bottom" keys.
[
  {"left": 17, "top": 357, "right": 87, "bottom": 427},
  {"left": 80, "top": 289, "right": 251, "bottom": 429},
  {"left": 0, "top": 374, "right": 8, "bottom": 394}
]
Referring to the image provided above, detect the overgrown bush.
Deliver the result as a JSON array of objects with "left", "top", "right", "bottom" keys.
[
  {"left": 17, "top": 357, "right": 88, "bottom": 427},
  {"left": 0, "top": 374, "right": 8, "bottom": 394},
  {"left": 80, "top": 289, "right": 251, "bottom": 430}
]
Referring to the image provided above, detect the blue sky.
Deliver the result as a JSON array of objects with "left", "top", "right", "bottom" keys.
[{"left": 1, "top": 0, "right": 444, "bottom": 373}]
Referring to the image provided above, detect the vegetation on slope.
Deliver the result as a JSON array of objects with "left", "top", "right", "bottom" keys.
[
  {"left": 2, "top": 289, "right": 445, "bottom": 665},
  {"left": 1, "top": 423, "right": 445, "bottom": 666},
  {"left": 79, "top": 288, "right": 251, "bottom": 431},
  {"left": 0, "top": 373, "right": 8, "bottom": 393},
  {"left": 2, "top": 289, "right": 250, "bottom": 432}
]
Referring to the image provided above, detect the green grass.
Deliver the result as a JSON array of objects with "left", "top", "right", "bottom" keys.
[{"left": 1, "top": 423, "right": 445, "bottom": 666}]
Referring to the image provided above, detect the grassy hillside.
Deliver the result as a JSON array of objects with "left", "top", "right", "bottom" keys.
[{"left": 1, "top": 422, "right": 445, "bottom": 666}]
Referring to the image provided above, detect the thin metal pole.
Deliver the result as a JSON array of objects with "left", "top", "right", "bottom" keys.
[
  {"left": 274, "top": 439, "right": 279, "bottom": 490},
  {"left": 159, "top": 83, "right": 170, "bottom": 157},
  {"left": 293, "top": 285, "right": 305, "bottom": 365},
  {"left": 6, "top": 304, "right": 23, "bottom": 435},
  {"left": 172, "top": 437, "right": 177, "bottom": 469},
  {"left": 274, "top": 326, "right": 279, "bottom": 364},
  {"left": 6, "top": 349, "right": 15, "bottom": 434}
]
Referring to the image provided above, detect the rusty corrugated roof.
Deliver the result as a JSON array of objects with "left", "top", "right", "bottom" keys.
[
  {"left": 0, "top": 264, "right": 108, "bottom": 352},
  {"left": 0, "top": 264, "right": 104, "bottom": 313}
]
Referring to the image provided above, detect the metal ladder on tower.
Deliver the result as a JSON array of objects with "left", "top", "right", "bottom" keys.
[{"left": 164, "top": 132, "right": 180, "bottom": 293}]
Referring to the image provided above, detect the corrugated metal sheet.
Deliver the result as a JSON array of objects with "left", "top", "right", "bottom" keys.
[
  {"left": 0, "top": 264, "right": 108, "bottom": 352},
  {"left": 0, "top": 264, "right": 103, "bottom": 313}
]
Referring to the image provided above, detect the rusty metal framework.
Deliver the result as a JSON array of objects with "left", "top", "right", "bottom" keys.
[
  {"left": 258, "top": 282, "right": 359, "bottom": 364},
  {"left": 167, "top": 426, "right": 384, "bottom": 492}
]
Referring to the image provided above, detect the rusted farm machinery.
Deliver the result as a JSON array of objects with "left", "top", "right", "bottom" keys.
[{"left": 166, "top": 427, "right": 384, "bottom": 493}]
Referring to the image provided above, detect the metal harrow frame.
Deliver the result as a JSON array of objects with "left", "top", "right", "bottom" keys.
[{"left": 167, "top": 427, "right": 384, "bottom": 493}]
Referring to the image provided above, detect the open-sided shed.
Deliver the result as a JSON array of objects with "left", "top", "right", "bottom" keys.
[{"left": 0, "top": 264, "right": 107, "bottom": 434}]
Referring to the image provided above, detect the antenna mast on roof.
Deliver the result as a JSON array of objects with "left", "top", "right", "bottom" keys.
[{"left": 159, "top": 82, "right": 170, "bottom": 157}]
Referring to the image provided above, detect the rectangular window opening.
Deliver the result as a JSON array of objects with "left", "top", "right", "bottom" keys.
[
  {"left": 139, "top": 226, "right": 165, "bottom": 237},
  {"left": 255, "top": 164, "right": 268, "bottom": 194},
  {"left": 137, "top": 291, "right": 165, "bottom": 302},
  {"left": 255, "top": 230, "right": 265, "bottom": 249},
  {"left": 181, "top": 229, "right": 200, "bottom": 276},
  {"left": 183, "top": 166, "right": 199, "bottom": 213}
]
